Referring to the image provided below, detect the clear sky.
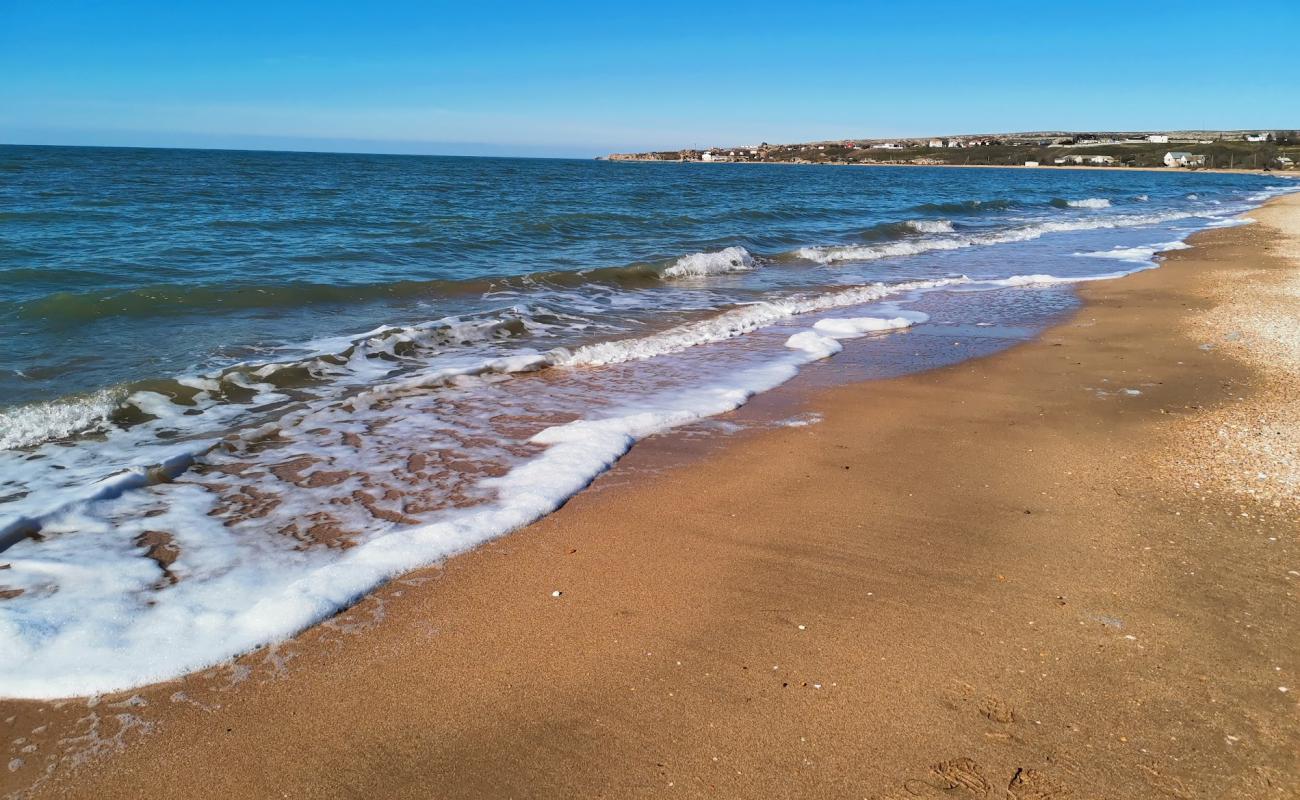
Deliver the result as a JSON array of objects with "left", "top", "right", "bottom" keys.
[{"left": 2, "top": 0, "right": 1296, "bottom": 158}]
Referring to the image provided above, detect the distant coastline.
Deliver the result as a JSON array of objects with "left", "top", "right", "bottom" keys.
[
  {"left": 602, "top": 158, "right": 1286, "bottom": 177},
  {"left": 604, "top": 128, "right": 1300, "bottom": 173}
]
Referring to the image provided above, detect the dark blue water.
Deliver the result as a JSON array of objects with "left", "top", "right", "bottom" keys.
[{"left": 0, "top": 144, "right": 1293, "bottom": 698}]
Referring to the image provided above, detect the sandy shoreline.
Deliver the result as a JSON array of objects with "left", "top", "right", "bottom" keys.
[{"left": 5, "top": 197, "right": 1300, "bottom": 798}]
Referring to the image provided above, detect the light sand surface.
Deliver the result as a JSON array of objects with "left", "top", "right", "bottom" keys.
[{"left": 3, "top": 197, "right": 1300, "bottom": 799}]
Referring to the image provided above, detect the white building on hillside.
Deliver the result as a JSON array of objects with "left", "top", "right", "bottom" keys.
[
  {"left": 1245, "top": 133, "right": 1268, "bottom": 142},
  {"left": 1164, "top": 151, "right": 1206, "bottom": 168},
  {"left": 928, "top": 139, "right": 945, "bottom": 148},
  {"left": 1053, "top": 154, "right": 1115, "bottom": 166},
  {"left": 1146, "top": 134, "right": 1169, "bottom": 143}
]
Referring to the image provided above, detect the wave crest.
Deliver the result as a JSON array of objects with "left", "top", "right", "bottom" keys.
[
  {"left": 904, "top": 219, "right": 955, "bottom": 234},
  {"left": 1052, "top": 198, "right": 1111, "bottom": 209},
  {"left": 661, "top": 246, "right": 756, "bottom": 279},
  {"left": 556, "top": 277, "right": 965, "bottom": 367},
  {"left": 0, "top": 389, "right": 126, "bottom": 450}
]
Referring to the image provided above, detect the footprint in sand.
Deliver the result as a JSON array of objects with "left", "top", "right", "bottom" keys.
[
  {"left": 1007, "top": 766, "right": 1071, "bottom": 799},
  {"left": 899, "top": 756, "right": 993, "bottom": 796},
  {"left": 979, "top": 695, "right": 1016, "bottom": 724},
  {"left": 942, "top": 680, "right": 1018, "bottom": 725},
  {"left": 886, "top": 759, "right": 1071, "bottom": 799}
]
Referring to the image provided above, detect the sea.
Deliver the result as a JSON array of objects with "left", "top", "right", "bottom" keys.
[{"left": 0, "top": 144, "right": 1293, "bottom": 698}]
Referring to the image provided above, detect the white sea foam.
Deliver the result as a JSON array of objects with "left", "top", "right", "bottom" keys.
[
  {"left": 1204, "top": 216, "right": 1254, "bottom": 229},
  {"left": 661, "top": 246, "right": 755, "bottom": 278},
  {"left": 780, "top": 412, "right": 823, "bottom": 427},
  {"left": 1076, "top": 240, "right": 1192, "bottom": 264},
  {"left": 978, "top": 266, "right": 1157, "bottom": 288},
  {"left": 905, "top": 219, "right": 955, "bottom": 234},
  {"left": 1065, "top": 198, "right": 1111, "bottom": 209},
  {"left": 796, "top": 237, "right": 965, "bottom": 263},
  {"left": 812, "top": 316, "right": 914, "bottom": 337},
  {"left": 0, "top": 351, "right": 824, "bottom": 699},
  {"left": 784, "top": 331, "right": 843, "bottom": 359}
]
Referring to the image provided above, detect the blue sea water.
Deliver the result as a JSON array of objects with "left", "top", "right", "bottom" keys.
[
  {"left": 0, "top": 145, "right": 1285, "bottom": 407},
  {"left": 0, "top": 144, "right": 1292, "bottom": 697}
]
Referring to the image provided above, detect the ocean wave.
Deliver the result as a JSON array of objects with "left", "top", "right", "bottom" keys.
[
  {"left": 0, "top": 266, "right": 125, "bottom": 287},
  {"left": 904, "top": 219, "right": 955, "bottom": 234},
  {"left": 661, "top": 246, "right": 756, "bottom": 278},
  {"left": 0, "top": 270, "right": 951, "bottom": 454},
  {"left": 797, "top": 209, "right": 1206, "bottom": 264},
  {"left": 796, "top": 237, "right": 966, "bottom": 263},
  {"left": 912, "top": 199, "right": 1016, "bottom": 214},
  {"left": 0, "top": 389, "right": 126, "bottom": 450},
  {"left": 0, "top": 308, "right": 564, "bottom": 451},
  {"left": 556, "top": 277, "right": 966, "bottom": 367},
  {"left": 13, "top": 279, "right": 493, "bottom": 324},
  {"left": 12, "top": 248, "right": 763, "bottom": 325},
  {"left": 1051, "top": 197, "right": 1111, "bottom": 209}
]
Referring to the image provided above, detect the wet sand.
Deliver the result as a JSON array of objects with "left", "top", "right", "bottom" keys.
[{"left": 4, "top": 196, "right": 1300, "bottom": 799}]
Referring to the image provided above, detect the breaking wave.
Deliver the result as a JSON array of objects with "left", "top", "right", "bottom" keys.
[
  {"left": 661, "top": 246, "right": 756, "bottom": 278},
  {"left": 0, "top": 389, "right": 127, "bottom": 450},
  {"left": 797, "top": 209, "right": 1204, "bottom": 264},
  {"left": 556, "top": 277, "right": 967, "bottom": 367},
  {"left": 1052, "top": 197, "right": 1112, "bottom": 209},
  {"left": 904, "top": 219, "right": 955, "bottom": 234}
]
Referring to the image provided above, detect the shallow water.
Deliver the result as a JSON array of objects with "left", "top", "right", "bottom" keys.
[{"left": 0, "top": 144, "right": 1293, "bottom": 697}]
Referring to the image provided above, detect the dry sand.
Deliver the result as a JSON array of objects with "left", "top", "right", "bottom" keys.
[{"left": 4, "top": 196, "right": 1300, "bottom": 799}]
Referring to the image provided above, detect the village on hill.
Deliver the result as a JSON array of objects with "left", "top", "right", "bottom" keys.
[{"left": 605, "top": 130, "right": 1299, "bottom": 171}]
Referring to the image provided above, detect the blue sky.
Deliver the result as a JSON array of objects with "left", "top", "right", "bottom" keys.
[{"left": 2, "top": 0, "right": 1296, "bottom": 157}]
